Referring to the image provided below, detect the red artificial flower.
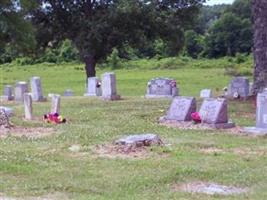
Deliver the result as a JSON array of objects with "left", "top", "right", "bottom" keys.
[{"left": 191, "top": 112, "right": 201, "bottom": 123}]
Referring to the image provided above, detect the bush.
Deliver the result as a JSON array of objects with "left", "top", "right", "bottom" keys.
[
  {"left": 106, "top": 48, "right": 122, "bottom": 69},
  {"left": 12, "top": 57, "right": 35, "bottom": 66}
]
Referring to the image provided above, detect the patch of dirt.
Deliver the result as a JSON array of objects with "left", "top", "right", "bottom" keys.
[
  {"left": 160, "top": 121, "right": 246, "bottom": 135},
  {"left": 0, "top": 192, "right": 68, "bottom": 200},
  {"left": 173, "top": 181, "right": 247, "bottom": 195},
  {"left": 0, "top": 126, "right": 55, "bottom": 138},
  {"left": 199, "top": 147, "right": 225, "bottom": 154},
  {"left": 93, "top": 144, "right": 163, "bottom": 159}
]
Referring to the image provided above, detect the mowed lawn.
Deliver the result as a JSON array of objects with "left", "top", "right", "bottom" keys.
[{"left": 0, "top": 64, "right": 266, "bottom": 200}]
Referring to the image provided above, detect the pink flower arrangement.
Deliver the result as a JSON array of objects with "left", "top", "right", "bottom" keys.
[
  {"left": 191, "top": 112, "right": 201, "bottom": 124},
  {"left": 43, "top": 113, "right": 66, "bottom": 124}
]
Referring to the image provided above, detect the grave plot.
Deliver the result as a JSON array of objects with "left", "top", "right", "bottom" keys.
[{"left": 93, "top": 134, "right": 165, "bottom": 159}]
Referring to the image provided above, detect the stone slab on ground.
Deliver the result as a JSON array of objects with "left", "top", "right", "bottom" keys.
[
  {"left": 243, "top": 127, "right": 267, "bottom": 135},
  {"left": 0, "top": 106, "right": 13, "bottom": 117},
  {"left": 115, "top": 134, "right": 163, "bottom": 146},
  {"left": 176, "top": 182, "right": 247, "bottom": 195}
]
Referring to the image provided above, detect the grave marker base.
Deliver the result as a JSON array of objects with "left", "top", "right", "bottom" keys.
[
  {"left": 243, "top": 127, "right": 267, "bottom": 135},
  {"left": 102, "top": 95, "right": 121, "bottom": 101},
  {"left": 145, "top": 94, "right": 174, "bottom": 99}
]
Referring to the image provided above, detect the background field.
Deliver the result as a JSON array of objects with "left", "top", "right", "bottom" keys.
[{"left": 1, "top": 60, "right": 267, "bottom": 200}]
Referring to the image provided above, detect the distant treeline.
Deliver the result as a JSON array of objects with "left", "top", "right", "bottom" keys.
[{"left": 0, "top": 0, "right": 251, "bottom": 65}]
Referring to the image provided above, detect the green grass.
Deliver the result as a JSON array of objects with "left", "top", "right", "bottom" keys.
[{"left": 0, "top": 58, "right": 266, "bottom": 200}]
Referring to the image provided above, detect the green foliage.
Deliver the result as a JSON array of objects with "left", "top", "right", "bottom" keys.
[
  {"left": 184, "top": 30, "right": 204, "bottom": 58},
  {"left": 106, "top": 48, "right": 122, "bottom": 69},
  {"left": 204, "top": 12, "right": 252, "bottom": 57}
]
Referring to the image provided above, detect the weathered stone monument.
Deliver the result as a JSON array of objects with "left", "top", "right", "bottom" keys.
[
  {"left": 199, "top": 98, "right": 235, "bottom": 128},
  {"left": 228, "top": 76, "right": 250, "bottom": 98},
  {"left": 30, "top": 76, "right": 46, "bottom": 102},
  {"left": 160, "top": 96, "right": 196, "bottom": 122},
  {"left": 0, "top": 106, "right": 13, "bottom": 117},
  {"left": 101, "top": 72, "right": 120, "bottom": 100},
  {"left": 51, "top": 94, "right": 60, "bottom": 114},
  {"left": 64, "top": 89, "right": 74, "bottom": 96},
  {"left": 200, "top": 89, "right": 212, "bottom": 98},
  {"left": 0, "top": 108, "right": 11, "bottom": 128},
  {"left": 14, "top": 81, "right": 28, "bottom": 102},
  {"left": 1, "top": 85, "right": 14, "bottom": 101},
  {"left": 115, "top": 134, "right": 163, "bottom": 146},
  {"left": 145, "top": 78, "right": 178, "bottom": 98},
  {"left": 24, "top": 93, "right": 33, "bottom": 120},
  {"left": 244, "top": 88, "right": 267, "bottom": 134},
  {"left": 84, "top": 77, "right": 102, "bottom": 96}
]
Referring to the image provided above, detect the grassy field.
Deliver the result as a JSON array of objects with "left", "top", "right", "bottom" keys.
[{"left": 0, "top": 59, "right": 266, "bottom": 200}]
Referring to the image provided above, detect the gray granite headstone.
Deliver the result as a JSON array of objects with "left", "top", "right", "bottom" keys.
[
  {"left": 199, "top": 98, "right": 234, "bottom": 128},
  {"left": 84, "top": 77, "right": 102, "bottom": 96},
  {"left": 64, "top": 89, "right": 74, "bottom": 96},
  {"left": 101, "top": 72, "right": 120, "bottom": 100},
  {"left": 200, "top": 89, "right": 212, "bottom": 98},
  {"left": 51, "top": 94, "right": 60, "bottom": 114},
  {"left": 229, "top": 77, "right": 249, "bottom": 98},
  {"left": 3, "top": 85, "right": 14, "bottom": 100},
  {"left": 162, "top": 96, "right": 196, "bottom": 121},
  {"left": 146, "top": 78, "right": 178, "bottom": 98},
  {"left": 0, "top": 108, "right": 11, "bottom": 128},
  {"left": 244, "top": 88, "right": 267, "bottom": 135},
  {"left": 14, "top": 81, "right": 28, "bottom": 102},
  {"left": 24, "top": 93, "right": 33, "bottom": 120},
  {"left": 30, "top": 76, "right": 46, "bottom": 102}
]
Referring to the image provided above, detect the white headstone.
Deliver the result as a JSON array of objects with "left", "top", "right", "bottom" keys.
[
  {"left": 101, "top": 72, "right": 120, "bottom": 100},
  {"left": 14, "top": 81, "right": 28, "bottom": 102},
  {"left": 200, "top": 89, "right": 212, "bottom": 98},
  {"left": 244, "top": 88, "right": 267, "bottom": 134},
  {"left": 30, "top": 76, "right": 45, "bottom": 101},
  {"left": 51, "top": 94, "right": 60, "bottom": 114},
  {"left": 84, "top": 77, "right": 102, "bottom": 96},
  {"left": 24, "top": 93, "right": 33, "bottom": 120}
]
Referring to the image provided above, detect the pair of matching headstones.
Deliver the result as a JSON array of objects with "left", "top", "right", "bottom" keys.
[
  {"left": 85, "top": 72, "right": 120, "bottom": 100},
  {"left": 163, "top": 96, "right": 234, "bottom": 128},
  {"left": 24, "top": 94, "right": 60, "bottom": 120}
]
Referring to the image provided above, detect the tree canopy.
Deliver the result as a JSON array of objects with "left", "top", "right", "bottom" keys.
[{"left": 31, "top": 0, "right": 205, "bottom": 77}]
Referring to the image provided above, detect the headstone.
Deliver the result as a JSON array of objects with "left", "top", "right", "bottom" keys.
[
  {"left": 115, "top": 134, "right": 163, "bottom": 146},
  {"left": 64, "top": 89, "right": 74, "bottom": 96},
  {"left": 84, "top": 77, "right": 102, "bottom": 96},
  {"left": 14, "top": 81, "right": 28, "bottom": 102},
  {"left": 24, "top": 93, "right": 33, "bottom": 120},
  {"left": 2, "top": 85, "right": 14, "bottom": 100},
  {"left": 101, "top": 72, "right": 120, "bottom": 100},
  {"left": 200, "top": 89, "right": 212, "bottom": 98},
  {"left": 229, "top": 76, "right": 250, "bottom": 98},
  {"left": 161, "top": 96, "right": 196, "bottom": 121},
  {"left": 51, "top": 94, "right": 60, "bottom": 114},
  {"left": 199, "top": 98, "right": 235, "bottom": 128},
  {"left": 30, "top": 76, "right": 46, "bottom": 101},
  {"left": 145, "top": 78, "right": 178, "bottom": 98},
  {"left": 244, "top": 88, "right": 267, "bottom": 135},
  {"left": 0, "top": 106, "right": 14, "bottom": 117},
  {"left": 0, "top": 108, "right": 11, "bottom": 128}
]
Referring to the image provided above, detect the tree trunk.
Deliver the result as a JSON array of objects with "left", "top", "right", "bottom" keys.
[
  {"left": 84, "top": 54, "right": 96, "bottom": 79},
  {"left": 252, "top": 0, "right": 267, "bottom": 94}
]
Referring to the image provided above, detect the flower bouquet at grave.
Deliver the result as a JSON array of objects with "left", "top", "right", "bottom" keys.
[
  {"left": 96, "top": 81, "right": 101, "bottom": 88},
  {"left": 191, "top": 112, "right": 201, "bottom": 124},
  {"left": 43, "top": 113, "right": 66, "bottom": 124},
  {"left": 170, "top": 80, "right": 177, "bottom": 87}
]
